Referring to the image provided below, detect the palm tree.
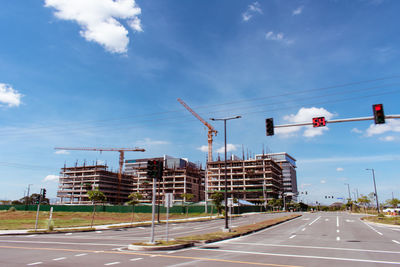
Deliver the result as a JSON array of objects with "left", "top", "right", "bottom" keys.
[
  {"left": 87, "top": 189, "right": 106, "bottom": 228},
  {"left": 127, "top": 192, "right": 143, "bottom": 224}
]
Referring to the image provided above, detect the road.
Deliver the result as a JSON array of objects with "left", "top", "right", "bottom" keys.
[{"left": 0, "top": 212, "right": 399, "bottom": 266}]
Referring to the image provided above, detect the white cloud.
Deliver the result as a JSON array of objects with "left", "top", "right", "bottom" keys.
[
  {"left": 44, "top": 0, "right": 142, "bottom": 54},
  {"left": 379, "top": 136, "right": 395, "bottom": 142},
  {"left": 292, "top": 6, "right": 303, "bottom": 15},
  {"left": 351, "top": 128, "right": 363, "bottom": 134},
  {"left": 276, "top": 107, "right": 335, "bottom": 138},
  {"left": 0, "top": 83, "right": 23, "bottom": 107},
  {"left": 300, "top": 183, "right": 312, "bottom": 188},
  {"left": 216, "top": 144, "right": 237, "bottom": 153},
  {"left": 197, "top": 145, "right": 209, "bottom": 153},
  {"left": 55, "top": 150, "right": 70, "bottom": 155},
  {"left": 43, "top": 175, "right": 59, "bottom": 182},
  {"left": 136, "top": 138, "right": 169, "bottom": 146},
  {"left": 242, "top": 2, "right": 262, "bottom": 22},
  {"left": 320, "top": 179, "right": 326, "bottom": 184},
  {"left": 336, "top": 167, "right": 344, "bottom": 172},
  {"left": 265, "top": 31, "right": 293, "bottom": 45},
  {"left": 366, "top": 120, "right": 400, "bottom": 137}
]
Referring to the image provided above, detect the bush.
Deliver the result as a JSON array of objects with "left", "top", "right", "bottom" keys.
[
  {"left": 47, "top": 219, "right": 54, "bottom": 231},
  {"left": 8, "top": 206, "right": 16, "bottom": 212},
  {"left": 377, "top": 213, "right": 385, "bottom": 218}
]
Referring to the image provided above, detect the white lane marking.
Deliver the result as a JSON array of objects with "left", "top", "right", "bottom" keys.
[
  {"left": 94, "top": 251, "right": 105, "bottom": 253},
  {"left": 363, "top": 221, "right": 383, "bottom": 235},
  {"left": 53, "top": 257, "right": 66, "bottom": 261},
  {"left": 75, "top": 253, "right": 87, "bottom": 257},
  {"left": 345, "top": 219, "right": 354, "bottom": 223},
  {"left": 65, "top": 233, "right": 72, "bottom": 235},
  {"left": 96, "top": 231, "right": 102, "bottom": 233},
  {"left": 226, "top": 242, "right": 400, "bottom": 254},
  {"left": 393, "top": 240, "right": 400, "bottom": 245},
  {"left": 336, "top": 236, "right": 340, "bottom": 241},
  {"left": 0, "top": 239, "right": 126, "bottom": 247},
  {"left": 130, "top": 258, "right": 143, "bottom": 261},
  {"left": 301, "top": 228, "right": 306, "bottom": 231},
  {"left": 309, "top": 216, "right": 321, "bottom": 226},
  {"left": 150, "top": 255, "right": 157, "bottom": 257},
  {"left": 289, "top": 235, "right": 296, "bottom": 239},
  {"left": 104, "top": 262, "right": 120, "bottom": 266},
  {"left": 138, "top": 227, "right": 145, "bottom": 229},
  {"left": 325, "top": 219, "right": 329, "bottom": 222},
  {"left": 27, "top": 235, "right": 37, "bottom": 237},
  {"left": 301, "top": 218, "right": 310, "bottom": 221},
  {"left": 337, "top": 229, "right": 340, "bottom": 233},
  {"left": 194, "top": 248, "right": 400, "bottom": 265},
  {"left": 336, "top": 216, "right": 339, "bottom": 227},
  {"left": 27, "top": 262, "right": 42, "bottom": 266}
]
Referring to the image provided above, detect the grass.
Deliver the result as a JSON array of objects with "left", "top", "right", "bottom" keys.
[
  {"left": 362, "top": 215, "right": 400, "bottom": 225},
  {"left": 0, "top": 210, "right": 211, "bottom": 230},
  {"left": 132, "top": 214, "right": 300, "bottom": 246}
]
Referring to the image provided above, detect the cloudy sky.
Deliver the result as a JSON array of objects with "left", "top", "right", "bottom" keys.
[{"left": 1, "top": 0, "right": 400, "bottom": 204}]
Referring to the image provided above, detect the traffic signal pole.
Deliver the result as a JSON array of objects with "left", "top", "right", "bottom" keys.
[{"left": 274, "top": 115, "right": 400, "bottom": 129}]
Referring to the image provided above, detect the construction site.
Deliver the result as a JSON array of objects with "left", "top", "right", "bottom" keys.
[{"left": 56, "top": 99, "right": 297, "bottom": 205}]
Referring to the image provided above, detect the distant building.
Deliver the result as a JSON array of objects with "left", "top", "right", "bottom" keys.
[
  {"left": 57, "top": 164, "right": 133, "bottom": 204},
  {"left": 207, "top": 156, "right": 283, "bottom": 202},
  {"left": 256, "top": 153, "right": 298, "bottom": 201},
  {"left": 125, "top": 155, "right": 205, "bottom": 203}
]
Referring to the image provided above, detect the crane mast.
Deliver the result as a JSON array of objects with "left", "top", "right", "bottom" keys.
[
  {"left": 55, "top": 147, "right": 145, "bottom": 204},
  {"left": 177, "top": 98, "right": 217, "bottom": 162}
]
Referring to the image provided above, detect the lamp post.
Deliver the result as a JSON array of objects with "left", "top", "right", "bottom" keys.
[
  {"left": 210, "top": 115, "right": 241, "bottom": 231},
  {"left": 366, "top": 168, "right": 380, "bottom": 213},
  {"left": 344, "top": 183, "right": 351, "bottom": 200}
]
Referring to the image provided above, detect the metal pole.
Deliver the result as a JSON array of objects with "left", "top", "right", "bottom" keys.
[
  {"left": 35, "top": 189, "right": 42, "bottom": 231},
  {"left": 166, "top": 205, "right": 169, "bottom": 242},
  {"left": 150, "top": 178, "right": 157, "bottom": 244},
  {"left": 371, "top": 169, "right": 380, "bottom": 213},
  {"left": 345, "top": 183, "right": 351, "bottom": 200},
  {"left": 224, "top": 119, "right": 228, "bottom": 230}
]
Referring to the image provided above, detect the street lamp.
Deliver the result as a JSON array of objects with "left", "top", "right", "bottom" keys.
[
  {"left": 344, "top": 183, "right": 351, "bottom": 200},
  {"left": 210, "top": 115, "right": 241, "bottom": 231},
  {"left": 366, "top": 168, "right": 380, "bottom": 213}
]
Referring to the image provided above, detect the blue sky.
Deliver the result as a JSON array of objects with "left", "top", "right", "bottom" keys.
[{"left": 0, "top": 0, "right": 399, "bottom": 205}]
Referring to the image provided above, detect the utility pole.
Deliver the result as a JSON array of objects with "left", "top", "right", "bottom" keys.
[
  {"left": 366, "top": 168, "right": 380, "bottom": 213},
  {"left": 344, "top": 183, "right": 351, "bottom": 200}
]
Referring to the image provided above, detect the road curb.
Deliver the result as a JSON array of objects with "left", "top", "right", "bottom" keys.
[{"left": 128, "top": 242, "right": 194, "bottom": 251}]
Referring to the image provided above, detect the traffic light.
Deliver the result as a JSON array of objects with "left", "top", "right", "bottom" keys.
[
  {"left": 35, "top": 195, "right": 40, "bottom": 204},
  {"left": 147, "top": 160, "right": 158, "bottom": 178},
  {"left": 156, "top": 160, "right": 163, "bottom": 179},
  {"left": 42, "top": 188, "right": 46, "bottom": 199},
  {"left": 266, "top": 118, "right": 274, "bottom": 136},
  {"left": 373, "top": 104, "right": 385, "bottom": 124}
]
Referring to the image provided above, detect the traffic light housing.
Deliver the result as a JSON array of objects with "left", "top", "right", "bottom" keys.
[
  {"left": 42, "top": 188, "right": 46, "bottom": 199},
  {"left": 373, "top": 104, "right": 385, "bottom": 124},
  {"left": 147, "top": 160, "right": 163, "bottom": 179},
  {"left": 266, "top": 118, "right": 274, "bottom": 136},
  {"left": 35, "top": 195, "right": 40, "bottom": 204}
]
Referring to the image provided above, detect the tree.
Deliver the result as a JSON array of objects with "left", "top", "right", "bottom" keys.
[
  {"left": 127, "top": 192, "right": 143, "bottom": 224},
  {"left": 210, "top": 192, "right": 224, "bottom": 215},
  {"left": 87, "top": 189, "right": 106, "bottom": 228},
  {"left": 180, "top": 193, "right": 194, "bottom": 216},
  {"left": 386, "top": 198, "right": 400, "bottom": 208},
  {"left": 357, "top": 195, "right": 371, "bottom": 213}
]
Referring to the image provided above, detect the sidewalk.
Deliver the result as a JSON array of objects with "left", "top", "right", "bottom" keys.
[{"left": 0, "top": 215, "right": 221, "bottom": 235}]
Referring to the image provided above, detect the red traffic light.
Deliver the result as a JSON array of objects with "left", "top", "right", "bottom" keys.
[{"left": 374, "top": 104, "right": 382, "bottom": 111}]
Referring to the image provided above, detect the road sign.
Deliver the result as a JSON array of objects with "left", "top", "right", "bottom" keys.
[
  {"left": 165, "top": 193, "right": 174, "bottom": 208},
  {"left": 227, "top": 198, "right": 233, "bottom": 208}
]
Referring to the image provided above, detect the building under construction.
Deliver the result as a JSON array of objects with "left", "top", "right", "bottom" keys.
[
  {"left": 125, "top": 155, "right": 205, "bottom": 203},
  {"left": 207, "top": 155, "right": 283, "bottom": 202},
  {"left": 57, "top": 164, "right": 134, "bottom": 204}
]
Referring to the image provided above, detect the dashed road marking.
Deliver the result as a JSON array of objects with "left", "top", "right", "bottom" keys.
[
  {"left": 104, "top": 262, "right": 120, "bottom": 266},
  {"left": 96, "top": 231, "right": 102, "bottom": 233},
  {"left": 393, "top": 240, "right": 400, "bottom": 245},
  {"left": 325, "top": 219, "right": 329, "bottom": 222},
  {"left": 336, "top": 237, "right": 340, "bottom": 241},
  {"left": 27, "top": 262, "right": 42, "bottom": 266},
  {"left": 301, "top": 218, "right": 310, "bottom": 221},
  {"left": 27, "top": 235, "right": 37, "bottom": 237},
  {"left": 53, "top": 257, "right": 66, "bottom": 261},
  {"left": 130, "top": 258, "right": 143, "bottom": 261},
  {"left": 336, "top": 216, "right": 339, "bottom": 227},
  {"left": 289, "top": 235, "right": 296, "bottom": 239},
  {"left": 337, "top": 230, "right": 340, "bottom": 233},
  {"left": 301, "top": 228, "right": 306, "bottom": 231},
  {"left": 138, "top": 227, "right": 145, "bottom": 230},
  {"left": 309, "top": 216, "right": 321, "bottom": 226},
  {"left": 75, "top": 253, "right": 87, "bottom": 257},
  {"left": 65, "top": 233, "right": 72, "bottom": 236}
]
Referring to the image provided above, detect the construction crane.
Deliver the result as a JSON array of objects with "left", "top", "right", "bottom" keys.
[
  {"left": 177, "top": 98, "right": 217, "bottom": 162},
  {"left": 54, "top": 147, "right": 145, "bottom": 203}
]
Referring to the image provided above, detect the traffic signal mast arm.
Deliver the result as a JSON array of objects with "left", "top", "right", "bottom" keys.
[{"left": 274, "top": 115, "right": 400, "bottom": 129}]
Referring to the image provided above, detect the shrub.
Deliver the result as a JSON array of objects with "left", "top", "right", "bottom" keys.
[{"left": 8, "top": 206, "right": 16, "bottom": 212}]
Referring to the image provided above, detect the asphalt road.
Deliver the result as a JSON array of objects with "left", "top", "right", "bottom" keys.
[{"left": 0, "top": 212, "right": 399, "bottom": 266}]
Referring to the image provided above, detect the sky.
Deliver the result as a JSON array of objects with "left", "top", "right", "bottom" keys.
[{"left": 0, "top": 0, "right": 400, "bottom": 205}]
